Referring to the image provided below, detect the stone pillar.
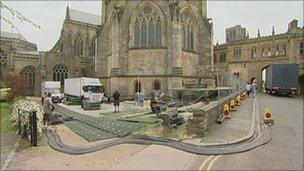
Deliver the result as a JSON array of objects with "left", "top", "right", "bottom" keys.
[
  {"left": 169, "top": 0, "right": 183, "bottom": 89},
  {"left": 101, "top": 0, "right": 106, "bottom": 25},
  {"left": 109, "top": 6, "right": 121, "bottom": 93}
]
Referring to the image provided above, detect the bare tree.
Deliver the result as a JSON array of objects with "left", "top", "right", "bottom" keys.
[{"left": 196, "top": 65, "right": 214, "bottom": 88}]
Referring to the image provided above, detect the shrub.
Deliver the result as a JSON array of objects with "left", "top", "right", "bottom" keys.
[
  {"left": 11, "top": 99, "right": 44, "bottom": 134},
  {"left": 2, "top": 73, "right": 28, "bottom": 102},
  {"left": 0, "top": 88, "right": 11, "bottom": 102}
]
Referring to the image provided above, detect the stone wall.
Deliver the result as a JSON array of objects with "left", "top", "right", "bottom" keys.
[{"left": 186, "top": 93, "right": 241, "bottom": 134}]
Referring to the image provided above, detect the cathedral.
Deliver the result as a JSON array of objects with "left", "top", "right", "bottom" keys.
[
  {"left": 0, "top": 0, "right": 213, "bottom": 98},
  {"left": 96, "top": 0, "right": 213, "bottom": 98}
]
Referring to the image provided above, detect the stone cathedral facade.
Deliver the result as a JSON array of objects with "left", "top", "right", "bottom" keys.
[
  {"left": 0, "top": 0, "right": 213, "bottom": 97},
  {"left": 96, "top": 0, "right": 213, "bottom": 98}
]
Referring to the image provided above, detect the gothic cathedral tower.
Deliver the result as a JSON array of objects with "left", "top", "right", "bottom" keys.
[{"left": 96, "top": 0, "right": 213, "bottom": 98}]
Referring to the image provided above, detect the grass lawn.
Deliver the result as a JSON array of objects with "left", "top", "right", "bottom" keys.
[{"left": 0, "top": 103, "right": 17, "bottom": 133}]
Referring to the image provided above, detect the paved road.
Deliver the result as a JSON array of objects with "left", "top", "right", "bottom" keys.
[{"left": 201, "top": 94, "right": 303, "bottom": 170}]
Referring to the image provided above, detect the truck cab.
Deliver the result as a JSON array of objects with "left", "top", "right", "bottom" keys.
[
  {"left": 82, "top": 84, "right": 103, "bottom": 102},
  {"left": 41, "top": 81, "right": 63, "bottom": 103}
]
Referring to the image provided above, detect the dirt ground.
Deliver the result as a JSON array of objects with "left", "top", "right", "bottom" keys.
[{"left": 6, "top": 125, "right": 147, "bottom": 170}]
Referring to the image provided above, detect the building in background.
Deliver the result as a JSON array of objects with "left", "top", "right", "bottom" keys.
[
  {"left": 1, "top": 1, "right": 303, "bottom": 96},
  {"left": 214, "top": 19, "right": 304, "bottom": 92},
  {"left": 0, "top": 31, "right": 40, "bottom": 96}
]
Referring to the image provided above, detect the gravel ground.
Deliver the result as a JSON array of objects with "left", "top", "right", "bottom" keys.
[
  {"left": 6, "top": 125, "right": 147, "bottom": 170},
  {"left": 0, "top": 133, "right": 19, "bottom": 168}
]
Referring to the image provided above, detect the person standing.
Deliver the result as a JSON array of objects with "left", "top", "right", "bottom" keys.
[
  {"left": 113, "top": 90, "right": 121, "bottom": 112},
  {"left": 246, "top": 83, "right": 252, "bottom": 97},
  {"left": 251, "top": 81, "right": 258, "bottom": 98},
  {"left": 150, "top": 92, "right": 160, "bottom": 113},
  {"left": 134, "top": 92, "right": 139, "bottom": 106},
  {"left": 138, "top": 91, "right": 145, "bottom": 107},
  {"left": 41, "top": 92, "right": 47, "bottom": 105},
  {"left": 43, "top": 92, "right": 57, "bottom": 131}
]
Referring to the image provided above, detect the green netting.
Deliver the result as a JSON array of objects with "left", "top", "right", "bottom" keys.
[
  {"left": 64, "top": 120, "right": 116, "bottom": 142},
  {"left": 57, "top": 106, "right": 145, "bottom": 137}
]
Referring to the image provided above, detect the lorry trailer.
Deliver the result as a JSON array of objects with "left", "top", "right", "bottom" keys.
[{"left": 265, "top": 63, "right": 299, "bottom": 96}]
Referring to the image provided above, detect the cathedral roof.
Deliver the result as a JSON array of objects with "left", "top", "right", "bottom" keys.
[
  {"left": 0, "top": 31, "right": 28, "bottom": 41},
  {"left": 67, "top": 7, "right": 101, "bottom": 25}
]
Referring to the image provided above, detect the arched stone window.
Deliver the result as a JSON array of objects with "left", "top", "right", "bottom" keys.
[
  {"left": 90, "top": 40, "right": 96, "bottom": 56},
  {"left": 53, "top": 65, "right": 69, "bottom": 86},
  {"left": 0, "top": 50, "right": 8, "bottom": 68},
  {"left": 152, "top": 80, "right": 161, "bottom": 90},
  {"left": 181, "top": 9, "right": 196, "bottom": 51},
  {"left": 134, "top": 79, "right": 142, "bottom": 93},
  {"left": 20, "top": 66, "right": 35, "bottom": 86},
  {"left": 131, "top": 2, "right": 164, "bottom": 47},
  {"left": 74, "top": 35, "right": 83, "bottom": 55}
]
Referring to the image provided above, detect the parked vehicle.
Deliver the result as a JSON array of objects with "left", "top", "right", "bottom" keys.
[
  {"left": 265, "top": 63, "right": 299, "bottom": 96},
  {"left": 41, "top": 81, "right": 62, "bottom": 103},
  {"left": 64, "top": 77, "right": 103, "bottom": 103}
]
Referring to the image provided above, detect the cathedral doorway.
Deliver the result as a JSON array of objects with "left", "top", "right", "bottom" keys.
[{"left": 134, "top": 80, "right": 142, "bottom": 93}]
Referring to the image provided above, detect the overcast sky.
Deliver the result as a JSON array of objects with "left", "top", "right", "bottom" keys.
[{"left": 1, "top": 1, "right": 303, "bottom": 51}]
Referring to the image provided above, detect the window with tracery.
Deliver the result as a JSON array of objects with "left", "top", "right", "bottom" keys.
[
  {"left": 251, "top": 47, "right": 257, "bottom": 58},
  {"left": 90, "top": 40, "right": 96, "bottom": 56},
  {"left": 0, "top": 51, "right": 8, "bottom": 68},
  {"left": 74, "top": 36, "right": 83, "bottom": 55},
  {"left": 181, "top": 9, "right": 195, "bottom": 51},
  {"left": 220, "top": 52, "right": 226, "bottom": 63},
  {"left": 300, "top": 40, "right": 304, "bottom": 55},
  {"left": 213, "top": 54, "right": 217, "bottom": 63},
  {"left": 262, "top": 45, "right": 271, "bottom": 57},
  {"left": 53, "top": 65, "right": 69, "bottom": 86},
  {"left": 275, "top": 43, "right": 287, "bottom": 56},
  {"left": 20, "top": 66, "right": 35, "bottom": 86},
  {"left": 132, "top": 3, "right": 163, "bottom": 47},
  {"left": 152, "top": 80, "right": 161, "bottom": 90}
]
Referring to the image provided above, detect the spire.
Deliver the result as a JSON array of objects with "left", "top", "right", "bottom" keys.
[
  {"left": 257, "top": 29, "right": 261, "bottom": 37},
  {"left": 272, "top": 26, "right": 275, "bottom": 35},
  {"left": 65, "top": 4, "right": 70, "bottom": 21}
]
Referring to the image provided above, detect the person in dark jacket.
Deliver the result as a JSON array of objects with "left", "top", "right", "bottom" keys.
[
  {"left": 150, "top": 92, "right": 160, "bottom": 113},
  {"left": 113, "top": 90, "right": 121, "bottom": 112}
]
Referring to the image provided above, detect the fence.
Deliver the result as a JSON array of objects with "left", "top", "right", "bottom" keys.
[
  {"left": 17, "top": 108, "right": 38, "bottom": 146},
  {"left": 216, "top": 69, "right": 246, "bottom": 117},
  {"left": 170, "top": 69, "right": 246, "bottom": 103},
  {"left": 216, "top": 68, "right": 246, "bottom": 100}
]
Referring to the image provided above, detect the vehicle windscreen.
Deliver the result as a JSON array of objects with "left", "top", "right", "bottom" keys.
[
  {"left": 47, "top": 89, "right": 60, "bottom": 94},
  {"left": 83, "top": 86, "right": 102, "bottom": 93}
]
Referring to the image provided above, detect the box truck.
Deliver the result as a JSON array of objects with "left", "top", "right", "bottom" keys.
[
  {"left": 64, "top": 77, "right": 103, "bottom": 103},
  {"left": 265, "top": 63, "right": 299, "bottom": 95},
  {"left": 41, "top": 81, "right": 63, "bottom": 103}
]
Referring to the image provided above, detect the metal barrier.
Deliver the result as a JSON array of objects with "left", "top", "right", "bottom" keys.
[
  {"left": 17, "top": 108, "right": 38, "bottom": 147},
  {"left": 216, "top": 69, "right": 246, "bottom": 116}
]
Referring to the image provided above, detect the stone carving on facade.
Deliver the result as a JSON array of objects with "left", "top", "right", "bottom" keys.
[
  {"left": 169, "top": 0, "right": 180, "bottom": 23},
  {"left": 112, "top": 6, "right": 125, "bottom": 22}
]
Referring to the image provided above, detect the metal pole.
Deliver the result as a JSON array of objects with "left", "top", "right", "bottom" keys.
[
  {"left": 31, "top": 111, "right": 38, "bottom": 147},
  {"left": 18, "top": 108, "right": 21, "bottom": 135}
]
